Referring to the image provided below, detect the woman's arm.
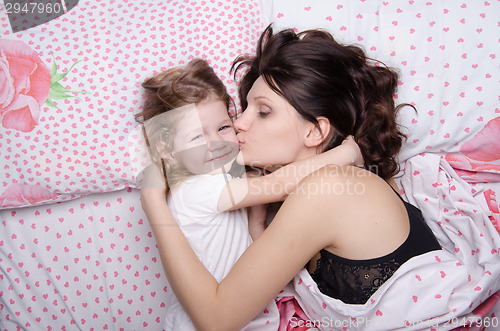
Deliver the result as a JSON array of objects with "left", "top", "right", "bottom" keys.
[
  {"left": 141, "top": 166, "right": 349, "bottom": 331},
  {"left": 217, "top": 136, "right": 362, "bottom": 212}
]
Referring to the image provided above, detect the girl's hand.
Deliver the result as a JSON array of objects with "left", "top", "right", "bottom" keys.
[
  {"left": 248, "top": 203, "right": 268, "bottom": 240},
  {"left": 341, "top": 135, "right": 364, "bottom": 167},
  {"left": 243, "top": 167, "right": 268, "bottom": 239}
]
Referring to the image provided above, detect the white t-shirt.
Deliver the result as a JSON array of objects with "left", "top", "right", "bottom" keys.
[
  {"left": 168, "top": 173, "right": 252, "bottom": 282},
  {"left": 163, "top": 173, "right": 279, "bottom": 330}
]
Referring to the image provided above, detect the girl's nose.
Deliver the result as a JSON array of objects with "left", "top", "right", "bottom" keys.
[
  {"left": 207, "top": 140, "right": 215, "bottom": 152},
  {"left": 207, "top": 140, "right": 226, "bottom": 152}
]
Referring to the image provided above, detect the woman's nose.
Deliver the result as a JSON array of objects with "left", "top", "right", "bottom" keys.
[{"left": 233, "top": 110, "right": 248, "bottom": 133}]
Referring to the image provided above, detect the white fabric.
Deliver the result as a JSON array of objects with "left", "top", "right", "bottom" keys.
[
  {"left": 278, "top": 153, "right": 500, "bottom": 330},
  {"left": 168, "top": 174, "right": 251, "bottom": 283},
  {"left": 0, "top": 0, "right": 265, "bottom": 208},
  {"left": 164, "top": 173, "right": 279, "bottom": 330},
  {"left": 0, "top": 188, "right": 170, "bottom": 329}
]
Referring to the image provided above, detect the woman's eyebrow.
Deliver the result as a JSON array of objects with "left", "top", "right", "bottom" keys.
[{"left": 253, "top": 96, "right": 273, "bottom": 103}]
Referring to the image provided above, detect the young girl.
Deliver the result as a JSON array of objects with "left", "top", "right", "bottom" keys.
[{"left": 135, "top": 58, "right": 362, "bottom": 330}]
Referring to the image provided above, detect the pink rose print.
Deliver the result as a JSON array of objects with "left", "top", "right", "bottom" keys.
[
  {"left": 0, "top": 39, "right": 51, "bottom": 132},
  {"left": 0, "top": 183, "right": 60, "bottom": 208},
  {"left": 45, "top": 55, "right": 90, "bottom": 108},
  {"left": 0, "top": 39, "right": 88, "bottom": 132},
  {"left": 445, "top": 117, "right": 500, "bottom": 183}
]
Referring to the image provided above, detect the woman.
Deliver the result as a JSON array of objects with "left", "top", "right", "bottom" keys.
[
  {"left": 140, "top": 26, "right": 442, "bottom": 330},
  {"left": 136, "top": 58, "right": 361, "bottom": 330}
]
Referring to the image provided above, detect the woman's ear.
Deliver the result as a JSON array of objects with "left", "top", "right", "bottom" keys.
[
  {"left": 304, "top": 116, "right": 331, "bottom": 148},
  {"left": 156, "top": 141, "right": 175, "bottom": 161}
]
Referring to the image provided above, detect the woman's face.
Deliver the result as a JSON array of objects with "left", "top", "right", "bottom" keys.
[{"left": 234, "top": 76, "right": 315, "bottom": 169}]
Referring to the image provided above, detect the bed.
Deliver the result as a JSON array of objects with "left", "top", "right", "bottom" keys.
[{"left": 1, "top": 0, "right": 499, "bottom": 329}]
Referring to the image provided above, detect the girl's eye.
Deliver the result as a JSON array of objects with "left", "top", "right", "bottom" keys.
[
  {"left": 219, "top": 125, "right": 232, "bottom": 132},
  {"left": 190, "top": 135, "right": 202, "bottom": 142}
]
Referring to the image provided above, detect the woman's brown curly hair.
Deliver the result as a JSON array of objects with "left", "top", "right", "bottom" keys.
[{"left": 232, "top": 25, "right": 407, "bottom": 180}]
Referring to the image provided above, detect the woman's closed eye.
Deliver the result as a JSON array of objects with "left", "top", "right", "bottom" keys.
[{"left": 258, "top": 108, "right": 271, "bottom": 118}]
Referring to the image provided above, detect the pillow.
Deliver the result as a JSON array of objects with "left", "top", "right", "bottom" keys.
[
  {"left": 0, "top": 0, "right": 265, "bottom": 208},
  {"left": 260, "top": 0, "right": 499, "bottom": 163}
]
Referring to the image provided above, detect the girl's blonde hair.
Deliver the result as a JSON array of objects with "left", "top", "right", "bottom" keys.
[{"left": 135, "top": 59, "right": 234, "bottom": 189}]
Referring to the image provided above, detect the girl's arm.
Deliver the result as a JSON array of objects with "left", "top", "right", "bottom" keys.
[
  {"left": 141, "top": 166, "right": 345, "bottom": 331},
  {"left": 247, "top": 202, "right": 268, "bottom": 240},
  {"left": 217, "top": 136, "right": 362, "bottom": 212},
  {"left": 244, "top": 168, "right": 269, "bottom": 240}
]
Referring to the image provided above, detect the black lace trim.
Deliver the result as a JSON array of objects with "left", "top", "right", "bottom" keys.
[
  {"left": 309, "top": 186, "right": 442, "bottom": 305},
  {"left": 311, "top": 250, "right": 401, "bottom": 305}
]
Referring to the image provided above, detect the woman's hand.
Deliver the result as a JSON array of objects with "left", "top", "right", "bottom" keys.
[
  {"left": 341, "top": 135, "right": 364, "bottom": 167},
  {"left": 139, "top": 164, "right": 168, "bottom": 221},
  {"left": 140, "top": 163, "right": 168, "bottom": 190}
]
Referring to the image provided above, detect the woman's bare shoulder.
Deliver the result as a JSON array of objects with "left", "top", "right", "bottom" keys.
[
  {"left": 286, "top": 165, "right": 409, "bottom": 259},
  {"left": 289, "top": 165, "right": 385, "bottom": 204},
  {"left": 285, "top": 166, "right": 403, "bottom": 234},
  {"left": 276, "top": 166, "right": 371, "bottom": 234}
]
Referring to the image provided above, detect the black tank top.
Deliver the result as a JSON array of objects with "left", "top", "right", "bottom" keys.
[{"left": 310, "top": 188, "right": 441, "bottom": 305}]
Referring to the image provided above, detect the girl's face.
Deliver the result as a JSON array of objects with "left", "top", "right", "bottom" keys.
[
  {"left": 170, "top": 98, "right": 239, "bottom": 175},
  {"left": 234, "top": 76, "right": 315, "bottom": 169}
]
